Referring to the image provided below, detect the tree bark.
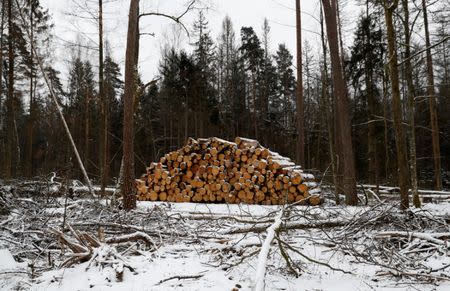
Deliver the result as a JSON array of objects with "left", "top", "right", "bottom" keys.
[
  {"left": 252, "top": 73, "right": 258, "bottom": 139},
  {"left": 320, "top": 3, "right": 339, "bottom": 204},
  {"left": 382, "top": 66, "right": 390, "bottom": 181},
  {"left": 364, "top": 12, "right": 378, "bottom": 187},
  {"left": 5, "top": 0, "right": 14, "bottom": 179},
  {"left": 99, "top": 0, "right": 108, "bottom": 196},
  {"left": 334, "top": 0, "right": 346, "bottom": 71},
  {"left": 421, "top": 0, "right": 442, "bottom": 191},
  {"left": 84, "top": 88, "right": 90, "bottom": 170},
  {"left": 26, "top": 3, "right": 34, "bottom": 177},
  {"left": 121, "top": 0, "right": 139, "bottom": 211},
  {"left": 295, "top": 0, "right": 305, "bottom": 166},
  {"left": 383, "top": 0, "right": 409, "bottom": 210},
  {"left": 0, "top": 2, "right": 5, "bottom": 168},
  {"left": 401, "top": 0, "right": 420, "bottom": 208},
  {"left": 321, "top": 0, "right": 358, "bottom": 205}
]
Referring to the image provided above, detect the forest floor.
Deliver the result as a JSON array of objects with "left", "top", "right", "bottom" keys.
[{"left": 0, "top": 181, "right": 449, "bottom": 291}]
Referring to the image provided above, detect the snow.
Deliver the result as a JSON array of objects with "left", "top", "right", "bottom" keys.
[
  {"left": 0, "top": 249, "right": 29, "bottom": 291},
  {"left": 32, "top": 245, "right": 235, "bottom": 291},
  {"left": 137, "top": 201, "right": 280, "bottom": 218},
  {"left": 1, "top": 192, "right": 450, "bottom": 291},
  {"left": 0, "top": 249, "right": 17, "bottom": 270},
  {"left": 417, "top": 202, "right": 450, "bottom": 216}
]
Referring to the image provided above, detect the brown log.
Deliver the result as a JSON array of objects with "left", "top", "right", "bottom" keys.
[
  {"left": 309, "top": 195, "right": 322, "bottom": 206},
  {"left": 298, "top": 184, "right": 308, "bottom": 193},
  {"left": 159, "top": 192, "right": 167, "bottom": 201}
]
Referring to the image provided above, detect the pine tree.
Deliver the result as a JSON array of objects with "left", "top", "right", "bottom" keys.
[
  {"left": 67, "top": 57, "right": 96, "bottom": 176},
  {"left": 274, "top": 44, "right": 295, "bottom": 130},
  {"left": 259, "top": 19, "right": 277, "bottom": 145},
  {"left": 192, "top": 11, "right": 217, "bottom": 138},
  {"left": 348, "top": 14, "right": 384, "bottom": 184},
  {"left": 217, "top": 16, "right": 237, "bottom": 138},
  {"left": 239, "top": 26, "right": 263, "bottom": 138},
  {"left": 101, "top": 53, "right": 122, "bottom": 183},
  {"left": 22, "top": 0, "right": 52, "bottom": 177}
]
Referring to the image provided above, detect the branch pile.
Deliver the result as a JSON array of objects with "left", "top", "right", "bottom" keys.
[
  {"left": 326, "top": 205, "right": 450, "bottom": 281},
  {"left": 136, "top": 137, "right": 321, "bottom": 205}
]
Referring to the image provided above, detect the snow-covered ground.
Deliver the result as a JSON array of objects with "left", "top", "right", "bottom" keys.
[{"left": 1, "top": 191, "right": 449, "bottom": 291}]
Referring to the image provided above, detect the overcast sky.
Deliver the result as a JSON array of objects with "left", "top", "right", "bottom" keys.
[{"left": 40, "top": 0, "right": 361, "bottom": 84}]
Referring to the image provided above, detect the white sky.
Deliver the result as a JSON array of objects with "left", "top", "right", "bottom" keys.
[{"left": 41, "top": 0, "right": 362, "bottom": 85}]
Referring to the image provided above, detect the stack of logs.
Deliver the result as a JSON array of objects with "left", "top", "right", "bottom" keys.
[{"left": 136, "top": 137, "right": 321, "bottom": 206}]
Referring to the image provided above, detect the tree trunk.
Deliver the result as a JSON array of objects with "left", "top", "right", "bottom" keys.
[
  {"left": 121, "top": 0, "right": 139, "bottom": 211},
  {"left": 84, "top": 89, "right": 90, "bottom": 171},
  {"left": 321, "top": 0, "right": 357, "bottom": 205},
  {"left": 26, "top": 4, "right": 34, "bottom": 177},
  {"left": 185, "top": 90, "right": 188, "bottom": 141},
  {"left": 401, "top": 0, "right": 420, "bottom": 207},
  {"left": 382, "top": 66, "right": 390, "bottom": 181},
  {"left": 252, "top": 73, "right": 258, "bottom": 139},
  {"left": 334, "top": 0, "right": 346, "bottom": 71},
  {"left": 364, "top": 11, "right": 378, "bottom": 187},
  {"left": 366, "top": 69, "right": 378, "bottom": 186},
  {"left": 5, "top": 0, "right": 14, "bottom": 179},
  {"left": 99, "top": 0, "right": 108, "bottom": 196},
  {"left": 0, "top": 2, "right": 5, "bottom": 170},
  {"left": 320, "top": 3, "right": 339, "bottom": 204},
  {"left": 295, "top": 0, "right": 305, "bottom": 166},
  {"left": 383, "top": 0, "right": 409, "bottom": 210},
  {"left": 333, "top": 0, "right": 346, "bottom": 191},
  {"left": 421, "top": 0, "right": 442, "bottom": 191}
]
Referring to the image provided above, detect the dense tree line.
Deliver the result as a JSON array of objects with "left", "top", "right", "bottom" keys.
[{"left": 0, "top": 0, "right": 448, "bottom": 201}]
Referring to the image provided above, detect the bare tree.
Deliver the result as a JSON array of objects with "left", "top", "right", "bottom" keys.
[
  {"left": 5, "top": 0, "right": 14, "bottom": 179},
  {"left": 401, "top": 0, "right": 420, "bottom": 207},
  {"left": 295, "top": 0, "right": 304, "bottom": 166},
  {"left": 382, "top": 0, "right": 409, "bottom": 210},
  {"left": 319, "top": 2, "right": 339, "bottom": 204},
  {"left": 121, "top": 0, "right": 199, "bottom": 210},
  {"left": 0, "top": 3, "right": 5, "bottom": 151},
  {"left": 321, "top": 0, "right": 357, "bottom": 205},
  {"left": 25, "top": 0, "right": 34, "bottom": 177},
  {"left": 421, "top": 0, "right": 442, "bottom": 191},
  {"left": 98, "top": 0, "right": 108, "bottom": 196},
  {"left": 121, "top": 0, "right": 139, "bottom": 211}
]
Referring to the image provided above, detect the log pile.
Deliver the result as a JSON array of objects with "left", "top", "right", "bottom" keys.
[{"left": 136, "top": 137, "right": 321, "bottom": 206}]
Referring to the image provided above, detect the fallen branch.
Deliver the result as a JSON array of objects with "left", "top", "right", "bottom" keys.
[
  {"left": 156, "top": 274, "right": 205, "bottom": 285},
  {"left": 375, "top": 231, "right": 450, "bottom": 246},
  {"left": 253, "top": 210, "right": 284, "bottom": 291},
  {"left": 50, "top": 225, "right": 157, "bottom": 268},
  {"left": 105, "top": 231, "right": 156, "bottom": 247},
  {"left": 224, "top": 220, "right": 347, "bottom": 235}
]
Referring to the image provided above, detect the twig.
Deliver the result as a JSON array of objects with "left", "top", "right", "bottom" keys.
[
  {"left": 276, "top": 229, "right": 299, "bottom": 277},
  {"left": 156, "top": 273, "right": 205, "bottom": 285},
  {"left": 278, "top": 238, "right": 352, "bottom": 274}
]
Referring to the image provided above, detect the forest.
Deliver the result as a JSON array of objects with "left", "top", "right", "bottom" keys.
[{"left": 0, "top": 0, "right": 449, "bottom": 290}]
